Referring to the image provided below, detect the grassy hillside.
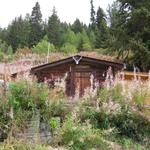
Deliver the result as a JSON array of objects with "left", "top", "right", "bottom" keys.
[{"left": 0, "top": 72, "right": 150, "bottom": 149}]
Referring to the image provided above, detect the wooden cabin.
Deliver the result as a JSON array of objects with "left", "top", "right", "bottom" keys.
[{"left": 31, "top": 55, "right": 123, "bottom": 97}]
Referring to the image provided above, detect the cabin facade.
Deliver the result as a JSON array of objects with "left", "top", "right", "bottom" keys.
[{"left": 31, "top": 55, "right": 123, "bottom": 97}]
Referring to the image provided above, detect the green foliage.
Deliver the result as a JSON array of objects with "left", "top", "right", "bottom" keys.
[
  {"left": 49, "top": 117, "right": 58, "bottom": 130},
  {"left": 0, "top": 98, "right": 11, "bottom": 141},
  {"left": 8, "top": 80, "right": 48, "bottom": 111},
  {"left": 71, "top": 19, "right": 84, "bottom": 33},
  {"left": 88, "top": 30, "right": 96, "bottom": 48},
  {"left": 95, "top": 7, "right": 109, "bottom": 48},
  {"left": 61, "top": 29, "right": 78, "bottom": 48},
  {"left": 111, "top": 106, "right": 150, "bottom": 146},
  {"left": 0, "top": 39, "right": 8, "bottom": 53},
  {"left": 0, "top": 78, "right": 150, "bottom": 149},
  {"left": 116, "top": 137, "right": 147, "bottom": 150},
  {"left": 47, "top": 7, "right": 61, "bottom": 47},
  {"left": 111, "top": 84, "right": 124, "bottom": 103},
  {"left": 80, "top": 30, "right": 92, "bottom": 50},
  {"left": 109, "top": 0, "right": 150, "bottom": 70},
  {"left": 78, "top": 104, "right": 110, "bottom": 129},
  {"left": 0, "top": 50, "right": 4, "bottom": 61},
  {"left": 13, "top": 108, "right": 33, "bottom": 131},
  {"left": 29, "top": 2, "right": 43, "bottom": 47},
  {"left": 32, "top": 36, "right": 56, "bottom": 54},
  {"left": 44, "top": 98, "right": 68, "bottom": 120},
  {"left": 7, "top": 45, "right": 13, "bottom": 55},
  {"left": 90, "top": 0, "right": 96, "bottom": 30},
  {"left": 99, "top": 87, "right": 110, "bottom": 102},
  {"left": 7, "top": 16, "right": 31, "bottom": 51},
  {"left": 60, "top": 116, "right": 109, "bottom": 150},
  {"left": 99, "top": 84, "right": 124, "bottom": 103},
  {"left": 132, "top": 86, "right": 148, "bottom": 107},
  {"left": 60, "top": 43, "right": 77, "bottom": 54}
]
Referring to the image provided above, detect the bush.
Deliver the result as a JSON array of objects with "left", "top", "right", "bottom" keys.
[
  {"left": 43, "top": 97, "right": 69, "bottom": 120},
  {"left": 77, "top": 87, "right": 150, "bottom": 147},
  {"left": 110, "top": 105, "right": 150, "bottom": 146},
  {"left": 32, "top": 37, "right": 56, "bottom": 54},
  {"left": 60, "top": 115, "right": 110, "bottom": 150},
  {"left": 78, "top": 104, "right": 112, "bottom": 129},
  {"left": 8, "top": 80, "right": 49, "bottom": 111}
]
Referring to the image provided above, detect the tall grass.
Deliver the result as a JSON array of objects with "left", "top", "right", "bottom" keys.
[{"left": 0, "top": 68, "right": 150, "bottom": 149}]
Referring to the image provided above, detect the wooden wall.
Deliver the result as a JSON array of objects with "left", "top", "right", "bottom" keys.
[{"left": 33, "top": 60, "right": 118, "bottom": 97}]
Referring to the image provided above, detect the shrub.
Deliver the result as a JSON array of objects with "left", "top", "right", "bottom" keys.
[
  {"left": 110, "top": 105, "right": 150, "bottom": 146},
  {"left": 78, "top": 103, "right": 116, "bottom": 130},
  {"left": 43, "top": 96, "right": 68, "bottom": 120},
  {"left": 77, "top": 105, "right": 101, "bottom": 128},
  {"left": 8, "top": 80, "right": 49, "bottom": 114},
  {"left": 60, "top": 115, "right": 110, "bottom": 150},
  {"left": 5, "top": 80, "right": 49, "bottom": 134},
  {"left": 32, "top": 37, "right": 56, "bottom": 54}
]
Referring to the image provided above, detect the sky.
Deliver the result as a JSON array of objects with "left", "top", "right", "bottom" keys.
[{"left": 0, "top": 0, "right": 114, "bottom": 28}]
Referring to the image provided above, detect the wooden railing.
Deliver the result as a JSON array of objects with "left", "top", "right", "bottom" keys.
[{"left": 121, "top": 71, "right": 149, "bottom": 81}]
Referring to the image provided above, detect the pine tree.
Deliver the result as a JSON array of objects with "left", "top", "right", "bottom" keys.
[
  {"left": 90, "top": 0, "right": 96, "bottom": 30},
  {"left": 29, "top": 2, "right": 43, "bottom": 47},
  {"left": 118, "top": 0, "right": 150, "bottom": 70},
  {"left": 71, "top": 18, "right": 84, "bottom": 33},
  {"left": 7, "top": 16, "right": 31, "bottom": 51},
  {"left": 47, "top": 7, "right": 61, "bottom": 47},
  {"left": 107, "top": 2, "right": 120, "bottom": 29},
  {"left": 95, "top": 7, "right": 108, "bottom": 48}
]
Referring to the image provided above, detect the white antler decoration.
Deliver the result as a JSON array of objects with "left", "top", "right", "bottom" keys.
[{"left": 72, "top": 56, "right": 82, "bottom": 65}]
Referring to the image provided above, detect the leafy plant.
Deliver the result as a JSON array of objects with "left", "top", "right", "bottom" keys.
[
  {"left": 60, "top": 115, "right": 109, "bottom": 150},
  {"left": 8, "top": 80, "right": 48, "bottom": 111},
  {"left": 32, "top": 36, "right": 56, "bottom": 54},
  {"left": 49, "top": 117, "right": 58, "bottom": 130},
  {"left": 110, "top": 105, "right": 150, "bottom": 146},
  {"left": 0, "top": 98, "right": 11, "bottom": 142}
]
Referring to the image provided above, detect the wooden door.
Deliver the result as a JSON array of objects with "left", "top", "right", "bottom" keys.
[{"left": 74, "top": 71, "right": 92, "bottom": 96}]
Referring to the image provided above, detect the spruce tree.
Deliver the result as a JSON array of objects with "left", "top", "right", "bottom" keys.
[
  {"left": 95, "top": 7, "right": 108, "bottom": 48},
  {"left": 71, "top": 18, "right": 84, "bottom": 33},
  {"left": 7, "top": 16, "right": 31, "bottom": 51},
  {"left": 29, "top": 2, "right": 43, "bottom": 47},
  {"left": 47, "top": 7, "right": 61, "bottom": 47},
  {"left": 90, "top": 0, "right": 96, "bottom": 30}
]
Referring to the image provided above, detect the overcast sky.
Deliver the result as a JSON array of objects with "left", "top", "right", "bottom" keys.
[{"left": 0, "top": 0, "right": 114, "bottom": 28}]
